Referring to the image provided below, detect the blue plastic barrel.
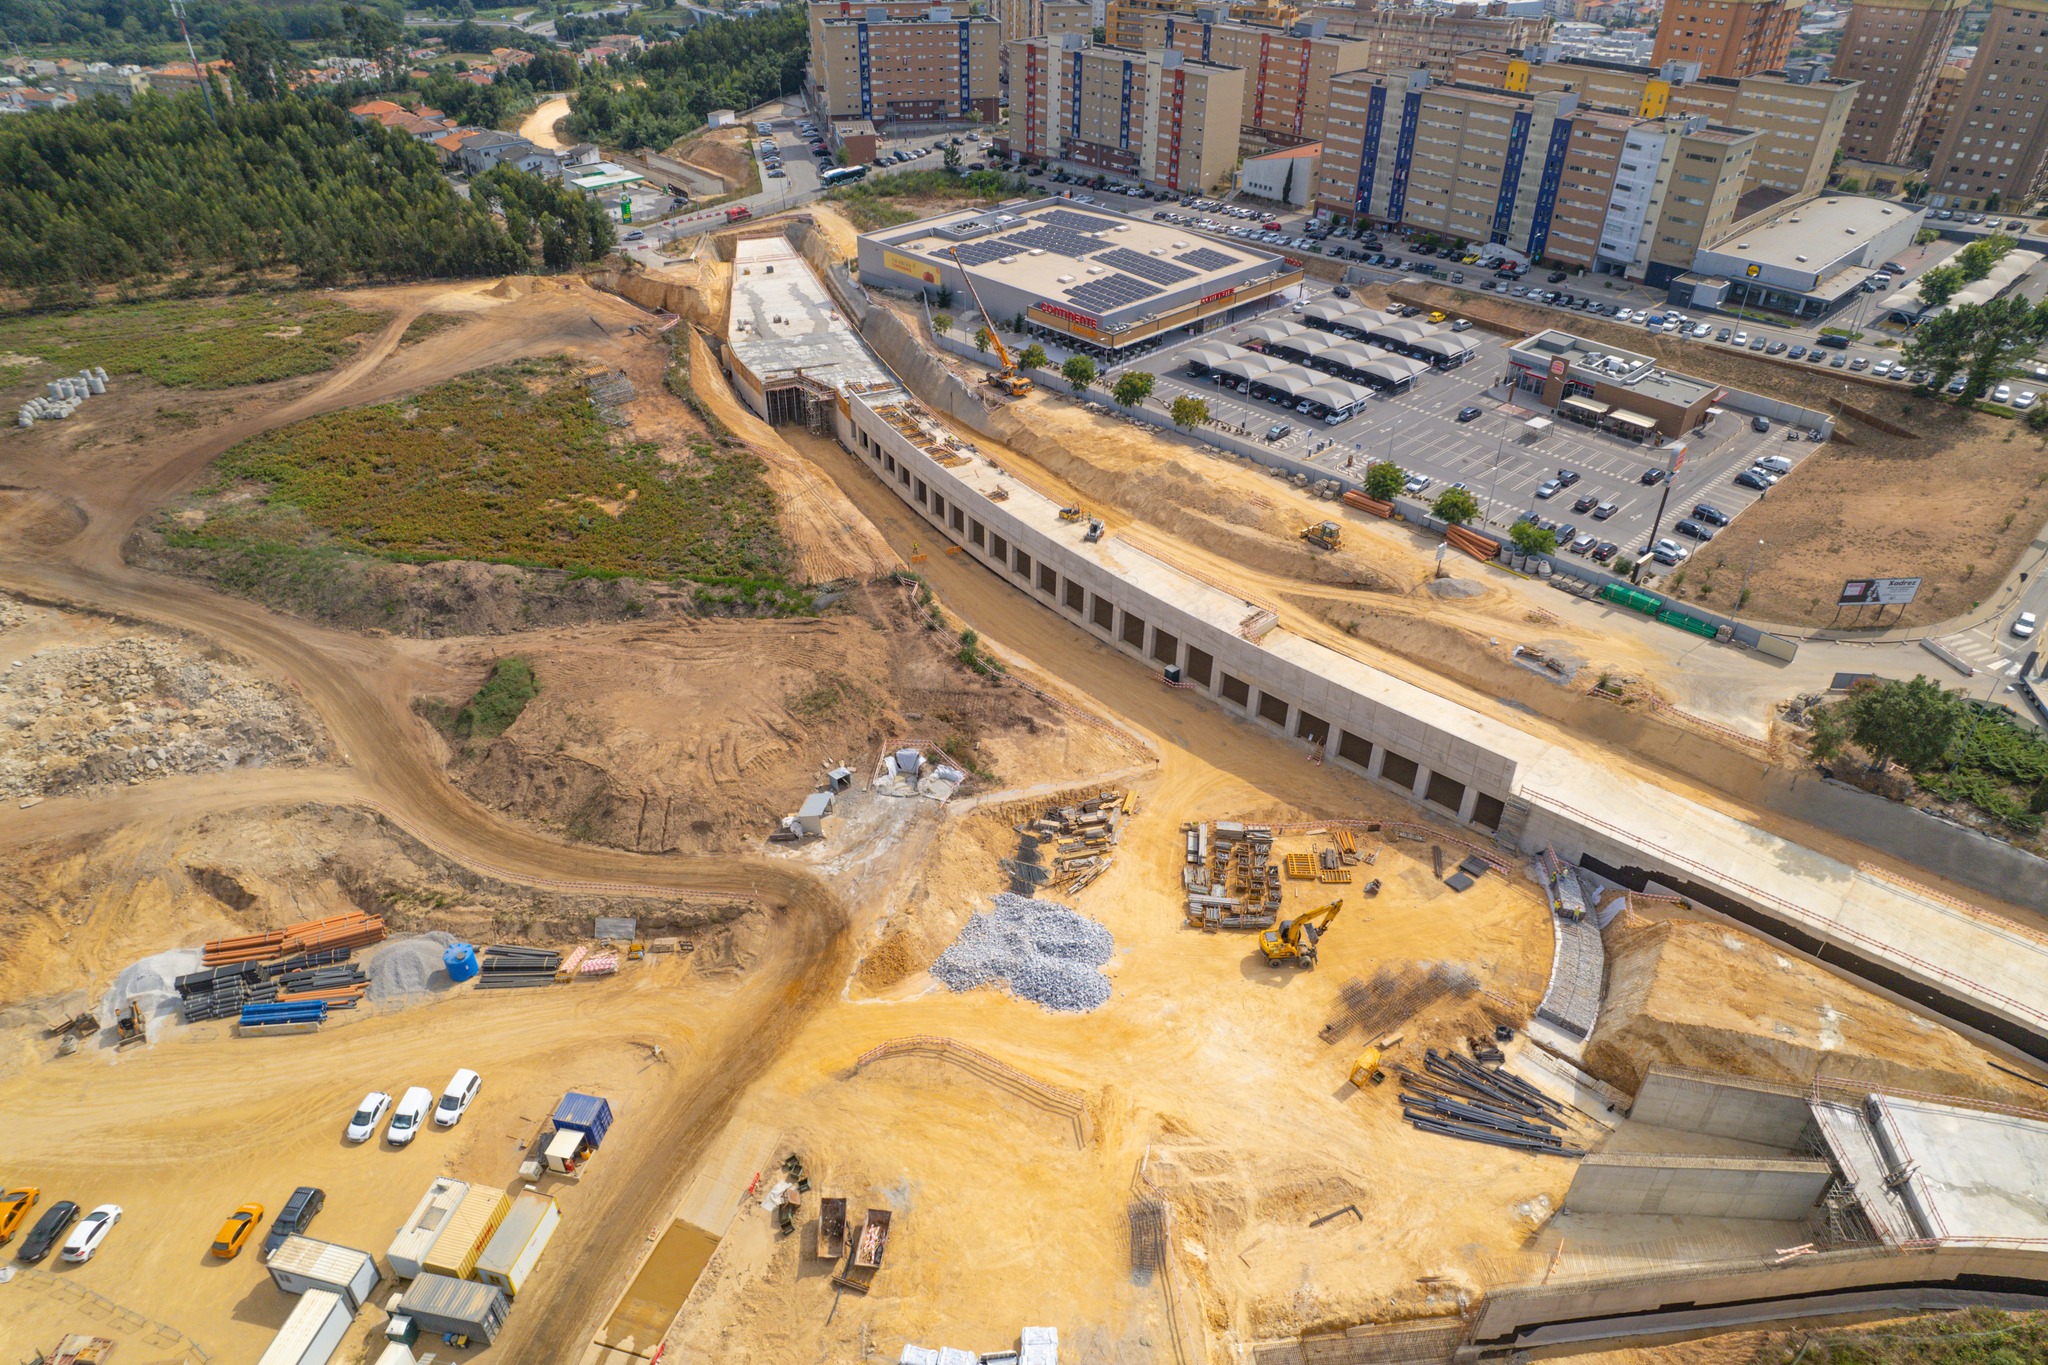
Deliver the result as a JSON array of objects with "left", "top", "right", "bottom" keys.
[{"left": 443, "top": 942, "right": 480, "bottom": 983}]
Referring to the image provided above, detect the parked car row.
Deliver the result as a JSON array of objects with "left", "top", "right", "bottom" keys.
[
  {"left": 2, "top": 1188, "right": 123, "bottom": 1265},
  {"left": 346, "top": 1069, "right": 482, "bottom": 1146}
]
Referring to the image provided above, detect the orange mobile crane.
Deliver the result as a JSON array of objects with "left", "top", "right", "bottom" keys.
[{"left": 948, "top": 248, "right": 1033, "bottom": 397}]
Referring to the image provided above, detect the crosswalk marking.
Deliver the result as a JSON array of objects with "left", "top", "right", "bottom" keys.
[{"left": 1936, "top": 633, "right": 2024, "bottom": 675}]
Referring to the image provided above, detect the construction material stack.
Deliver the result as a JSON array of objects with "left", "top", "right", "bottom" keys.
[
  {"left": 1183, "top": 821, "right": 1281, "bottom": 929},
  {"left": 178, "top": 949, "right": 367, "bottom": 1023},
  {"left": 1003, "top": 791, "right": 1129, "bottom": 897},
  {"left": 1398, "top": 1048, "right": 1586, "bottom": 1157},
  {"left": 1318, "top": 963, "right": 1478, "bottom": 1047},
  {"left": 474, "top": 944, "right": 562, "bottom": 990},
  {"left": 831, "top": 1208, "right": 893, "bottom": 1294},
  {"left": 237, "top": 1000, "right": 330, "bottom": 1034},
  {"left": 202, "top": 911, "right": 386, "bottom": 966}
]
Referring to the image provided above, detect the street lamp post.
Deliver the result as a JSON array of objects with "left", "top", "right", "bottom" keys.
[{"left": 1484, "top": 434, "right": 1506, "bottom": 527}]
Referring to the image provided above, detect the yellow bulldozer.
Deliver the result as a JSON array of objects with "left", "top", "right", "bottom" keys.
[
  {"left": 1259, "top": 900, "right": 1341, "bottom": 969},
  {"left": 1059, "top": 505, "right": 1087, "bottom": 523},
  {"left": 1299, "top": 521, "right": 1341, "bottom": 551}
]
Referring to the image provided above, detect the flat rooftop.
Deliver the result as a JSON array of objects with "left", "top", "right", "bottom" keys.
[
  {"left": 1508, "top": 330, "right": 1718, "bottom": 406},
  {"left": 1703, "top": 195, "right": 1920, "bottom": 274},
  {"left": 727, "top": 237, "right": 894, "bottom": 393},
  {"left": 1876, "top": 1094, "right": 2048, "bottom": 1244},
  {"left": 869, "top": 198, "right": 1288, "bottom": 324}
]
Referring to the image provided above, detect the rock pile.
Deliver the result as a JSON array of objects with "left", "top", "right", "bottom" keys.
[
  {"left": 0, "top": 634, "right": 329, "bottom": 798},
  {"left": 931, "top": 893, "right": 1114, "bottom": 1013}
]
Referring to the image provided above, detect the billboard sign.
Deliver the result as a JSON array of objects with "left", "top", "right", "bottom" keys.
[{"left": 1838, "top": 577, "right": 1921, "bottom": 607}]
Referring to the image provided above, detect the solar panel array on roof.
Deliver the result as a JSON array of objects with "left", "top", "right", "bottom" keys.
[
  {"left": 1175, "top": 247, "right": 1237, "bottom": 272},
  {"left": 1066, "top": 273, "right": 1161, "bottom": 312},
  {"left": 1095, "top": 247, "right": 1197, "bottom": 286},
  {"left": 1002, "top": 225, "right": 1106, "bottom": 258},
  {"left": 948, "top": 238, "right": 1018, "bottom": 267},
  {"left": 1038, "top": 208, "right": 1122, "bottom": 233}
]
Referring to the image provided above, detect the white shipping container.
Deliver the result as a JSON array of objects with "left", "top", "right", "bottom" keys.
[
  {"left": 267, "top": 1237, "right": 382, "bottom": 1314},
  {"left": 387, "top": 1177, "right": 470, "bottom": 1280},
  {"left": 256, "top": 1289, "right": 353, "bottom": 1365},
  {"left": 473, "top": 1192, "right": 561, "bottom": 1297},
  {"left": 374, "top": 1345, "right": 418, "bottom": 1365}
]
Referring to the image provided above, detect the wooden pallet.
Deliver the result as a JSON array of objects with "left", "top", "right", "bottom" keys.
[
  {"left": 1318, "top": 868, "right": 1353, "bottom": 884},
  {"left": 1283, "top": 853, "right": 1316, "bottom": 880}
]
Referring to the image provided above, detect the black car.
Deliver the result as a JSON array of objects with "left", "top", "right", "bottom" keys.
[
  {"left": 1555, "top": 469, "right": 1581, "bottom": 487},
  {"left": 1591, "top": 541, "right": 1619, "bottom": 562},
  {"left": 1400, "top": 304, "right": 1424, "bottom": 317},
  {"left": 1572, "top": 493, "right": 1599, "bottom": 513},
  {"left": 16, "top": 1201, "right": 78, "bottom": 1264},
  {"left": 1547, "top": 270, "right": 1568, "bottom": 283},
  {"left": 1692, "top": 502, "right": 1731, "bottom": 526},
  {"left": 1640, "top": 468, "right": 1667, "bottom": 486},
  {"left": 1332, "top": 284, "right": 1352, "bottom": 299},
  {"left": 1674, "top": 518, "right": 1716, "bottom": 541},
  {"left": 1734, "top": 469, "right": 1772, "bottom": 491},
  {"left": 1456, "top": 406, "right": 1483, "bottom": 423},
  {"left": 264, "top": 1187, "right": 326, "bottom": 1259}
]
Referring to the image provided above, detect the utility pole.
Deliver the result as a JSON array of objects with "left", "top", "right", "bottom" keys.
[{"left": 169, "top": 0, "right": 217, "bottom": 124}]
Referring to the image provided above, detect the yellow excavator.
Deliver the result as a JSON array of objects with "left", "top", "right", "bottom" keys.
[
  {"left": 947, "top": 248, "right": 1033, "bottom": 398},
  {"left": 1300, "top": 520, "right": 1342, "bottom": 551},
  {"left": 1260, "top": 900, "right": 1341, "bottom": 969}
]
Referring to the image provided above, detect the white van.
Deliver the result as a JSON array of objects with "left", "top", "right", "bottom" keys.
[{"left": 1754, "top": 454, "right": 1793, "bottom": 475}]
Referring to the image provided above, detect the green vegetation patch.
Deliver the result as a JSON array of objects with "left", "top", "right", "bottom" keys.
[
  {"left": 455, "top": 658, "right": 539, "bottom": 739},
  {"left": 1792, "top": 1305, "right": 2048, "bottom": 1364},
  {"left": 169, "top": 359, "right": 795, "bottom": 587},
  {"left": 826, "top": 170, "right": 1039, "bottom": 231},
  {"left": 0, "top": 296, "right": 388, "bottom": 387}
]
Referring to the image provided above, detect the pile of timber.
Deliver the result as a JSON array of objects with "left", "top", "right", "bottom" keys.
[
  {"left": 1005, "top": 791, "right": 1129, "bottom": 896},
  {"left": 1445, "top": 525, "right": 1500, "bottom": 562},
  {"left": 1398, "top": 1048, "right": 1585, "bottom": 1157},
  {"left": 475, "top": 944, "right": 562, "bottom": 990},
  {"left": 202, "top": 912, "right": 385, "bottom": 966},
  {"left": 177, "top": 948, "right": 365, "bottom": 1023}
]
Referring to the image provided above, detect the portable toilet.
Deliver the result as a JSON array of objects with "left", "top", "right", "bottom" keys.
[{"left": 442, "top": 943, "right": 479, "bottom": 983}]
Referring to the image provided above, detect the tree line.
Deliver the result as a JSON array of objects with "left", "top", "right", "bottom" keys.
[
  {"left": 563, "top": 5, "right": 807, "bottom": 151},
  {"left": 0, "top": 0, "right": 403, "bottom": 58},
  {"left": 0, "top": 93, "right": 611, "bottom": 300}
]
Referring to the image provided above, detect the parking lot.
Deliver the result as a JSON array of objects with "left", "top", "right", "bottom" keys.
[{"left": 1112, "top": 295, "right": 1805, "bottom": 571}]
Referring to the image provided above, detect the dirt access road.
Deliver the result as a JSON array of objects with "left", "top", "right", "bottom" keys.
[{"left": 0, "top": 280, "right": 854, "bottom": 1362}]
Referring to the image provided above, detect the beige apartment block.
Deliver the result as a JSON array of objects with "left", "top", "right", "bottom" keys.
[
  {"left": 809, "top": 2, "right": 1005, "bottom": 123},
  {"left": 987, "top": 0, "right": 1095, "bottom": 42},
  {"left": 1305, "top": 4, "right": 1552, "bottom": 75},
  {"left": 1928, "top": 0, "right": 2048, "bottom": 209},
  {"left": 1650, "top": 0, "right": 1801, "bottom": 78},
  {"left": 1913, "top": 61, "right": 1968, "bottom": 164},
  {"left": 1008, "top": 36, "right": 1245, "bottom": 190},
  {"left": 1831, "top": 0, "right": 1966, "bottom": 165},
  {"left": 1105, "top": 0, "right": 1300, "bottom": 48},
  {"left": 1108, "top": 12, "right": 1373, "bottom": 136}
]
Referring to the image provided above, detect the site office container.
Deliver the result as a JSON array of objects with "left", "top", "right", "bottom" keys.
[
  {"left": 255, "top": 1288, "right": 353, "bottom": 1365},
  {"left": 387, "top": 1177, "right": 470, "bottom": 1281},
  {"left": 473, "top": 1192, "right": 562, "bottom": 1297},
  {"left": 420, "top": 1187, "right": 510, "bottom": 1281},
  {"left": 266, "top": 1236, "right": 382, "bottom": 1314},
  {"left": 397, "top": 1273, "right": 511, "bottom": 1344}
]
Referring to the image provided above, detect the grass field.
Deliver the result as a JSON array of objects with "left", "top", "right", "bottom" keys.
[
  {"left": 0, "top": 296, "right": 389, "bottom": 388},
  {"left": 163, "top": 358, "right": 799, "bottom": 598},
  {"left": 825, "top": 170, "right": 1039, "bottom": 230}
]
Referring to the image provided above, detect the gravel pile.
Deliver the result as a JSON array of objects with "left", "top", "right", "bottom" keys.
[
  {"left": 103, "top": 947, "right": 204, "bottom": 1039},
  {"left": 1424, "top": 577, "right": 1486, "bottom": 599},
  {"left": 931, "top": 893, "right": 1113, "bottom": 1013},
  {"left": 365, "top": 932, "right": 461, "bottom": 1006}
]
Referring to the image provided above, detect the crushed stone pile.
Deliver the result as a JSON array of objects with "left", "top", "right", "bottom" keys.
[
  {"left": 366, "top": 931, "right": 462, "bottom": 1006},
  {"left": 931, "top": 893, "right": 1114, "bottom": 1013},
  {"left": 0, "top": 633, "right": 329, "bottom": 798},
  {"left": 103, "top": 947, "right": 205, "bottom": 1039},
  {"left": 1424, "top": 577, "right": 1486, "bottom": 599}
]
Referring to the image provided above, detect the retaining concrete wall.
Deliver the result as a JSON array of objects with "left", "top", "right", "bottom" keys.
[
  {"left": 1625, "top": 1068, "right": 1814, "bottom": 1146},
  {"left": 1563, "top": 1154, "right": 1833, "bottom": 1219}
]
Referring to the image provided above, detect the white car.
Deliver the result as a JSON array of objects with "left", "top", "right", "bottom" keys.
[
  {"left": 2016, "top": 612, "right": 2040, "bottom": 639},
  {"left": 1730, "top": 331, "right": 1749, "bottom": 347},
  {"left": 1995, "top": 384, "right": 2014, "bottom": 403},
  {"left": 60, "top": 1205, "right": 121, "bottom": 1263},
  {"left": 344, "top": 1091, "right": 393, "bottom": 1143},
  {"left": 2019, "top": 390, "right": 2039, "bottom": 409},
  {"left": 387, "top": 1087, "right": 434, "bottom": 1146},
  {"left": 434, "top": 1069, "right": 482, "bottom": 1127}
]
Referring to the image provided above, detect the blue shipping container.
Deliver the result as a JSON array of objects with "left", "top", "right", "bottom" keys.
[{"left": 552, "top": 1092, "right": 613, "bottom": 1148}]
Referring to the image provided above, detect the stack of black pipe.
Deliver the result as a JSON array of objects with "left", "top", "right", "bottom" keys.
[
  {"left": 476, "top": 944, "right": 562, "bottom": 990},
  {"left": 1398, "top": 1047, "right": 1586, "bottom": 1157},
  {"left": 175, "top": 948, "right": 360, "bottom": 1023}
]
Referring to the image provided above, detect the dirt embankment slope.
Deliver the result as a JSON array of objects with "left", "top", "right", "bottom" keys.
[{"left": 1387, "top": 281, "right": 2048, "bottom": 629}]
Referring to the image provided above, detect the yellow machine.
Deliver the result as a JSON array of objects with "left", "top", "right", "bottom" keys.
[
  {"left": 1260, "top": 900, "right": 1341, "bottom": 969},
  {"left": 1348, "top": 1032, "right": 1401, "bottom": 1088},
  {"left": 1059, "top": 505, "right": 1087, "bottom": 522},
  {"left": 948, "top": 248, "right": 1033, "bottom": 397},
  {"left": 1300, "top": 521, "right": 1342, "bottom": 551}
]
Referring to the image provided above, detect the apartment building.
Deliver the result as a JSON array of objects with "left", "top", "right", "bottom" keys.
[
  {"left": 1650, "top": 0, "right": 1801, "bottom": 78},
  {"left": 1305, "top": 5, "right": 1552, "bottom": 75},
  {"left": 1927, "top": 0, "right": 2048, "bottom": 210},
  {"left": 1912, "top": 61, "right": 1968, "bottom": 163},
  {"left": 1454, "top": 49, "right": 1855, "bottom": 201},
  {"left": 1008, "top": 35, "right": 1245, "bottom": 190},
  {"left": 1105, "top": 0, "right": 1299, "bottom": 47},
  {"left": 1313, "top": 69, "right": 1758, "bottom": 283},
  {"left": 1106, "top": 11, "right": 1373, "bottom": 136},
  {"left": 1829, "top": 0, "right": 1966, "bottom": 164},
  {"left": 987, "top": 0, "right": 1096, "bottom": 42},
  {"left": 809, "top": 2, "right": 1005, "bottom": 123}
]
